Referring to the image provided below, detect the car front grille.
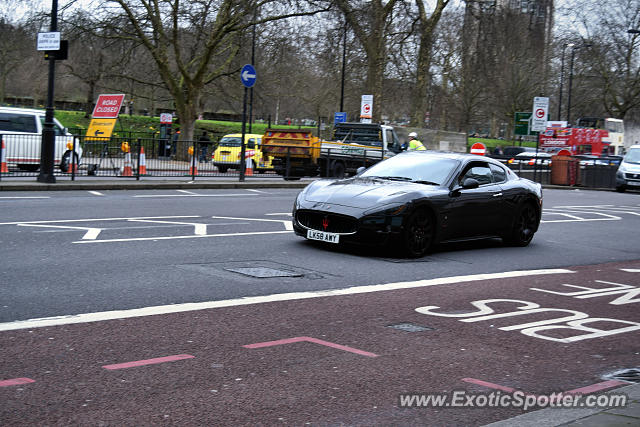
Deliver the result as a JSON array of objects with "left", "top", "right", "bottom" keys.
[
  {"left": 625, "top": 173, "right": 640, "bottom": 180},
  {"left": 296, "top": 210, "right": 358, "bottom": 234}
]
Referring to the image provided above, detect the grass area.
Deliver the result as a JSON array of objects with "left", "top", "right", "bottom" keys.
[
  {"left": 468, "top": 137, "right": 538, "bottom": 151},
  {"left": 54, "top": 110, "right": 314, "bottom": 139}
]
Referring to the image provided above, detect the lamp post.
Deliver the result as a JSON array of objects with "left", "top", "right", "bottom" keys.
[
  {"left": 37, "top": 0, "right": 58, "bottom": 183},
  {"left": 566, "top": 44, "right": 591, "bottom": 125},
  {"left": 557, "top": 43, "right": 574, "bottom": 121},
  {"left": 339, "top": 19, "right": 347, "bottom": 113}
]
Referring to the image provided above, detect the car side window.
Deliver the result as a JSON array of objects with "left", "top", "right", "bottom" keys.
[
  {"left": 0, "top": 113, "right": 38, "bottom": 133},
  {"left": 489, "top": 163, "right": 507, "bottom": 183},
  {"left": 460, "top": 164, "right": 493, "bottom": 186},
  {"left": 248, "top": 138, "right": 256, "bottom": 149}
]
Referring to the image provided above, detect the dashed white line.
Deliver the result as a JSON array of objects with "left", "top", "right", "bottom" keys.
[
  {"left": 88, "top": 191, "right": 104, "bottom": 196},
  {"left": 0, "top": 196, "right": 50, "bottom": 199}
]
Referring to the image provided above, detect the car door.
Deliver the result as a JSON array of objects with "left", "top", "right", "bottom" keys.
[{"left": 445, "top": 161, "right": 505, "bottom": 239}]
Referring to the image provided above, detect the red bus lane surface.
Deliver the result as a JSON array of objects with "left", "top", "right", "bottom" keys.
[{"left": 1, "top": 261, "right": 639, "bottom": 425}]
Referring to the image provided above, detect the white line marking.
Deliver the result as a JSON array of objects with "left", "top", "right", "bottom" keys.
[
  {"left": 265, "top": 213, "right": 293, "bottom": 216},
  {"left": 177, "top": 190, "right": 198, "bottom": 195},
  {"left": 0, "top": 216, "right": 200, "bottom": 226},
  {"left": 133, "top": 193, "right": 253, "bottom": 198},
  {"left": 72, "top": 230, "right": 293, "bottom": 243},
  {"left": 128, "top": 219, "right": 207, "bottom": 235},
  {"left": 0, "top": 196, "right": 50, "bottom": 199},
  {"left": 246, "top": 189, "right": 266, "bottom": 193},
  {"left": 0, "top": 269, "right": 574, "bottom": 332},
  {"left": 88, "top": 191, "right": 104, "bottom": 196},
  {"left": 621, "top": 269, "right": 640, "bottom": 273},
  {"left": 211, "top": 215, "right": 293, "bottom": 231},
  {"left": 17, "top": 223, "right": 102, "bottom": 240}
]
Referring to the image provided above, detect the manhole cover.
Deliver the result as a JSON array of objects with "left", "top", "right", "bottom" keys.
[
  {"left": 224, "top": 267, "right": 303, "bottom": 278},
  {"left": 387, "top": 322, "right": 434, "bottom": 332},
  {"left": 603, "top": 368, "right": 640, "bottom": 383}
]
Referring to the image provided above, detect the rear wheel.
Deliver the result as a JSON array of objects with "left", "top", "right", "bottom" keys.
[
  {"left": 218, "top": 165, "right": 229, "bottom": 173},
  {"left": 503, "top": 202, "right": 538, "bottom": 247},
  {"left": 401, "top": 209, "right": 434, "bottom": 258},
  {"left": 18, "top": 164, "right": 39, "bottom": 172}
]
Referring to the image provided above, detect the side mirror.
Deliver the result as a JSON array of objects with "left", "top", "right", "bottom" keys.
[
  {"left": 356, "top": 166, "right": 366, "bottom": 175},
  {"left": 462, "top": 178, "right": 480, "bottom": 189}
]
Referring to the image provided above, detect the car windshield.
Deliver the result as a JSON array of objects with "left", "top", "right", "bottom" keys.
[
  {"left": 219, "top": 137, "right": 242, "bottom": 147},
  {"left": 624, "top": 149, "right": 640, "bottom": 164},
  {"left": 360, "top": 154, "right": 459, "bottom": 186}
]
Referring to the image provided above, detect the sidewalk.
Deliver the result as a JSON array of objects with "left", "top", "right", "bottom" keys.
[
  {"left": 0, "top": 176, "right": 311, "bottom": 191},
  {"left": 486, "top": 382, "right": 640, "bottom": 426}
]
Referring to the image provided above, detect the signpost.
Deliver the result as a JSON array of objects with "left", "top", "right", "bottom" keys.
[
  {"left": 470, "top": 142, "right": 486, "bottom": 156},
  {"left": 334, "top": 112, "right": 347, "bottom": 125},
  {"left": 240, "top": 64, "right": 257, "bottom": 181},
  {"left": 531, "top": 97, "right": 549, "bottom": 183},
  {"left": 360, "top": 95, "right": 373, "bottom": 123}
]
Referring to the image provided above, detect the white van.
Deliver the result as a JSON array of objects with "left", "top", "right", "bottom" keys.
[
  {"left": 615, "top": 144, "right": 640, "bottom": 192},
  {"left": 0, "top": 107, "right": 82, "bottom": 171}
]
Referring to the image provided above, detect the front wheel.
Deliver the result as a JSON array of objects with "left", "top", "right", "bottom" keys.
[
  {"left": 503, "top": 202, "right": 538, "bottom": 247},
  {"left": 616, "top": 186, "right": 626, "bottom": 193},
  {"left": 401, "top": 209, "right": 434, "bottom": 258},
  {"left": 218, "top": 166, "right": 229, "bottom": 173}
]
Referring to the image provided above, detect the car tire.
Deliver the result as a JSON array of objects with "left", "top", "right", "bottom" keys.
[
  {"left": 401, "top": 208, "right": 434, "bottom": 258},
  {"left": 616, "top": 186, "right": 626, "bottom": 193},
  {"left": 218, "top": 166, "right": 228, "bottom": 173},
  {"left": 503, "top": 201, "right": 537, "bottom": 247},
  {"left": 59, "top": 151, "right": 79, "bottom": 172}
]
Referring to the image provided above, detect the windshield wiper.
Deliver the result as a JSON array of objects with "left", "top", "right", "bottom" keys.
[
  {"left": 412, "top": 180, "right": 439, "bottom": 185},
  {"left": 377, "top": 176, "right": 413, "bottom": 181}
]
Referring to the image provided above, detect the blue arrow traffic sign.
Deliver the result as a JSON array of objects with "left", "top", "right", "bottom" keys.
[{"left": 240, "top": 64, "right": 257, "bottom": 88}]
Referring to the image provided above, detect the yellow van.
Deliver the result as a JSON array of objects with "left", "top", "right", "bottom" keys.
[{"left": 212, "top": 133, "right": 273, "bottom": 173}]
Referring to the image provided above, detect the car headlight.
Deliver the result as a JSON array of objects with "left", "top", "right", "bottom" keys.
[{"left": 363, "top": 203, "right": 408, "bottom": 217}]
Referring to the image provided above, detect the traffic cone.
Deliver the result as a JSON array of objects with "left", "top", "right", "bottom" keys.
[
  {"left": 245, "top": 157, "right": 253, "bottom": 176},
  {"left": 0, "top": 139, "right": 8, "bottom": 173},
  {"left": 139, "top": 146, "right": 147, "bottom": 175},
  {"left": 66, "top": 153, "right": 78, "bottom": 173},
  {"left": 122, "top": 152, "right": 133, "bottom": 176},
  {"left": 189, "top": 148, "right": 198, "bottom": 176}
]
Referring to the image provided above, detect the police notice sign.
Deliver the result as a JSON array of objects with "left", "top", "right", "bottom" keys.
[{"left": 92, "top": 94, "right": 126, "bottom": 119}]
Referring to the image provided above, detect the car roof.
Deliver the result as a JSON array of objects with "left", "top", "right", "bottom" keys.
[
  {"left": 400, "top": 150, "right": 504, "bottom": 165},
  {"left": 222, "top": 133, "right": 262, "bottom": 138},
  {"left": 0, "top": 107, "right": 47, "bottom": 115}
]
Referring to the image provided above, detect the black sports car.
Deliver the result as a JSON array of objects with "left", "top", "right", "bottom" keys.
[{"left": 292, "top": 151, "right": 542, "bottom": 257}]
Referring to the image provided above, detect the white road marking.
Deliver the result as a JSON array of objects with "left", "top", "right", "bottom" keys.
[
  {"left": 542, "top": 208, "right": 620, "bottom": 223},
  {"left": 265, "top": 213, "right": 293, "bottom": 216},
  {"left": 0, "top": 268, "right": 574, "bottom": 332},
  {"left": 88, "top": 191, "right": 104, "bottom": 196},
  {"left": 17, "top": 224, "right": 102, "bottom": 240},
  {"left": 621, "top": 269, "right": 640, "bottom": 273},
  {"left": 128, "top": 219, "right": 207, "bottom": 235},
  {"left": 211, "top": 215, "right": 293, "bottom": 231},
  {"left": 72, "top": 230, "right": 292, "bottom": 244},
  {"left": 0, "top": 196, "right": 50, "bottom": 199},
  {"left": 246, "top": 189, "right": 266, "bottom": 193},
  {"left": 177, "top": 190, "right": 198, "bottom": 195},
  {"left": 133, "top": 193, "right": 254, "bottom": 198},
  {"left": 0, "top": 216, "right": 200, "bottom": 226}
]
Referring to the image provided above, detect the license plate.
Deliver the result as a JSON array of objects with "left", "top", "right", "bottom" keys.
[
  {"left": 628, "top": 181, "right": 640, "bottom": 186},
  {"left": 306, "top": 229, "right": 339, "bottom": 243},
  {"left": 222, "top": 156, "right": 228, "bottom": 160}
]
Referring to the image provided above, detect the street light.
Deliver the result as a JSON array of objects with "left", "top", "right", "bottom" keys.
[
  {"left": 566, "top": 43, "right": 591, "bottom": 125},
  {"left": 339, "top": 19, "right": 347, "bottom": 113},
  {"left": 557, "top": 43, "right": 574, "bottom": 121}
]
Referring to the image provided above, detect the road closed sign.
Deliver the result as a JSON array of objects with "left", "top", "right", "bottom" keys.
[{"left": 92, "top": 94, "right": 125, "bottom": 119}]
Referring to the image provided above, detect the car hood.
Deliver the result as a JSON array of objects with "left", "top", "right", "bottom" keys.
[{"left": 301, "top": 177, "right": 436, "bottom": 209}]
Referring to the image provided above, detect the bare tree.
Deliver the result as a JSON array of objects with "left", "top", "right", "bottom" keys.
[
  {"left": 335, "top": 0, "right": 399, "bottom": 123},
  {"left": 87, "top": 0, "right": 329, "bottom": 146}
]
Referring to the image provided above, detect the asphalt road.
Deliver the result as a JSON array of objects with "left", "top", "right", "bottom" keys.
[{"left": 1, "top": 187, "right": 639, "bottom": 425}]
